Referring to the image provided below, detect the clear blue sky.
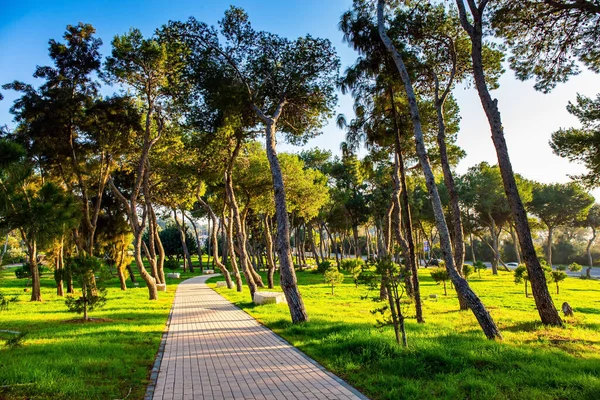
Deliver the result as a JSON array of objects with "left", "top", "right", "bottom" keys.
[{"left": 2, "top": 0, "right": 599, "bottom": 198}]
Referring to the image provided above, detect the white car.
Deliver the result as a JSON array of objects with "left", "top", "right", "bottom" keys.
[{"left": 506, "top": 262, "right": 519, "bottom": 268}]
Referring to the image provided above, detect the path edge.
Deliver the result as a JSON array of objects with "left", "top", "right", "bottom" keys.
[
  {"left": 205, "top": 280, "right": 371, "bottom": 400},
  {"left": 143, "top": 293, "right": 175, "bottom": 400}
]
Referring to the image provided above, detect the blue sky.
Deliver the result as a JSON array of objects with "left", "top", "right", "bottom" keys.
[{"left": 2, "top": 0, "right": 599, "bottom": 198}]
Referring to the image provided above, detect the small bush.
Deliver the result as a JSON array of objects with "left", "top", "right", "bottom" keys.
[
  {"left": 462, "top": 264, "right": 475, "bottom": 280},
  {"left": 317, "top": 260, "right": 333, "bottom": 274},
  {"left": 430, "top": 268, "right": 449, "bottom": 295},
  {"left": 164, "top": 257, "right": 180, "bottom": 271},
  {"left": 568, "top": 262, "right": 582, "bottom": 272},
  {"left": 65, "top": 256, "right": 107, "bottom": 320},
  {"left": 341, "top": 259, "right": 365, "bottom": 287}
]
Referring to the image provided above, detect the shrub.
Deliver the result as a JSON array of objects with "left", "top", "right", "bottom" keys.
[
  {"left": 317, "top": 260, "right": 333, "bottom": 274},
  {"left": 430, "top": 268, "right": 449, "bottom": 295},
  {"left": 473, "top": 261, "right": 487, "bottom": 278},
  {"left": 324, "top": 267, "right": 345, "bottom": 295},
  {"left": 557, "top": 265, "right": 567, "bottom": 271},
  {"left": 341, "top": 258, "right": 365, "bottom": 287},
  {"left": 550, "top": 271, "right": 568, "bottom": 295},
  {"left": 165, "top": 257, "right": 180, "bottom": 271},
  {"left": 514, "top": 264, "right": 530, "bottom": 297},
  {"left": 568, "top": 262, "right": 582, "bottom": 272},
  {"left": 462, "top": 264, "right": 475, "bottom": 280}
]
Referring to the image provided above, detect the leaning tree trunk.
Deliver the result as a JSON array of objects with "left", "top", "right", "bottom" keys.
[
  {"left": 587, "top": 227, "right": 596, "bottom": 279},
  {"left": 197, "top": 197, "right": 234, "bottom": 289},
  {"left": 264, "top": 119, "right": 308, "bottom": 323},
  {"left": 434, "top": 91, "right": 469, "bottom": 310},
  {"left": 378, "top": 0, "right": 501, "bottom": 339},
  {"left": 547, "top": 226, "right": 554, "bottom": 267},
  {"left": 174, "top": 209, "right": 194, "bottom": 273},
  {"left": 225, "top": 209, "right": 244, "bottom": 292},
  {"left": 455, "top": 0, "right": 562, "bottom": 327},
  {"left": 263, "top": 215, "right": 277, "bottom": 289},
  {"left": 225, "top": 172, "right": 262, "bottom": 295}
]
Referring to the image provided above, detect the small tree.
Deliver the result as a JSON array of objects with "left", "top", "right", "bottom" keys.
[
  {"left": 462, "top": 264, "right": 475, "bottom": 281},
  {"left": 65, "top": 256, "right": 107, "bottom": 321},
  {"left": 375, "top": 258, "right": 408, "bottom": 347},
  {"left": 430, "top": 268, "right": 450, "bottom": 296},
  {"left": 474, "top": 261, "right": 487, "bottom": 278},
  {"left": 514, "top": 265, "right": 530, "bottom": 297},
  {"left": 341, "top": 258, "right": 364, "bottom": 288},
  {"left": 568, "top": 262, "right": 583, "bottom": 273},
  {"left": 550, "top": 271, "right": 568, "bottom": 295},
  {"left": 324, "top": 267, "right": 345, "bottom": 296}
]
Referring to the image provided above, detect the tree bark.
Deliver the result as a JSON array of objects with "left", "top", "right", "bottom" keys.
[
  {"left": 547, "top": 226, "right": 554, "bottom": 267},
  {"left": 378, "top": 0, "right": 502, "bottom": 339},
  {"left": 263, "top": 215, "right": 277, "bottom": 289},
  {"left": 174, "top": 208, "right": 194, "bottom": 273},
  {"left": 225, "top": 209, "right": 244, "bottom": 292},
  {"left": 587, "top": 227, "right": 595, "bottom": 278},
  {"left": 263, "top": 119, "right": 309, "bottom": 323},
  {"left": 455, "top": 0, "right": 563, "bottom": 327},
  {"left": 197, "top": 197, "right": 234, "bottom": 289}
]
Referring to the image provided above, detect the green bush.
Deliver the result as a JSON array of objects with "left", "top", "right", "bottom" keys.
[
  {"left": 317, "top": 260, "right": 333, "bottom": 274},
  {"left": 430, "top": 268, "right": 449, "bottom": 295},
  {"left": 568, "top": 262, "right": 582, "bottom": 272},
  {"left": 164, "top": 257, "right": 180, "bottom": 271},
  {"left": 341, "top": 259, "right": 365, "bottom": 287},
  {"left": 462, "top": 264, "right": 475, "bottom": 280}
]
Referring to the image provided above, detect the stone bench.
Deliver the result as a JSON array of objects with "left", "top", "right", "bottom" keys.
[
  {"left": 167, "top": 272, "right": 180, "bottom": 279},
  {"left": 253, "top": 291, "right": 287, "bottom": 305},
  {"left": 216, "top": 281, "right": 228, "bottom": 288},
  {"left": 157, "top": 283, "right": 167, "bottom": 292},
  {"left": 429, "top": 294, "right": 438, "bottom": 300},
  {"left": 204, "top": 269, "right": 215, "bottom": 274}
]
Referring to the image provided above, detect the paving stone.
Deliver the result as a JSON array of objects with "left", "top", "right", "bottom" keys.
[{"left": 150, "top": 275, "right": 368, "bottom": 400}]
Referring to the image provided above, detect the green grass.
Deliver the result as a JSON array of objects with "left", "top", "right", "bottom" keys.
[
  {"left": 208, "top": 268, "right": 600, "bottom": 400},
  {"left": 0, "top": 264, "right": 206, "bottom": 400}
]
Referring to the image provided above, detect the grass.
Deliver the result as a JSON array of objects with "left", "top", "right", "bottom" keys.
[
  {"left": 207, "top": 267, "right": 600, "bottom": 400},
  {"left": 0, "top": 261, "right": 208, "bottom": 400}
]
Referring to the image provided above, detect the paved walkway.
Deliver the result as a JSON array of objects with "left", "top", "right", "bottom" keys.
[{"left": 149, "top": 275, "right": 367, "bottom": 400}]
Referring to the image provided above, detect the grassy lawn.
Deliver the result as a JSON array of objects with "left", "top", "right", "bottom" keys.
[
  {"left": 0, "top": 263, "right": 206, "bottom": 400},
  {"left": 208, "top": 268, "right": 600, "bottom": 400}
]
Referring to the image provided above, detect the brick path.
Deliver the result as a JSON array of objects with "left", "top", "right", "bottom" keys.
[{"left": 149, "top": 275, "right": 368, "bottom": 400}]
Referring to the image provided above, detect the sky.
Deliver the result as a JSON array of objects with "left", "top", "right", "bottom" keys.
[{"left": 1, "top": 0, "right": 599, "bottom": 198}]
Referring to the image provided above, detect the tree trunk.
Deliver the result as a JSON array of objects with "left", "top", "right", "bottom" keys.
[
  {"left": 547, "top": 226, "right": 554, "bottom": 267},
  {"left": 455, "top": 0, "right": 562, "bottom": 327},
  {"left": 226, "top": 209, "right": 244, "bottom": 292},
  {"left": 434, "top": 84, "right": 469, "bottom": 310},
  {"left": 55, "top": 237, "right": 65, "bottom": 297},
  {"left": 587, "top": 227, "right": 595, "bottom": 278},
  {"left": 510, "top": 224, "right": 521, "bottom": 264},
  {"left": 225, "top": 168, "right": 263, "bottom": 292},
  {"left": 378, "top": 0, "right": 502, "bottom": 339},
  {"left": 25, "top": 237, "right": 42, "bottom": 302},
  {"left": 186, "top": 212, "right": 204, "bottom": 269},
  {"left": 197, "top": 197, "right": 234, "bottom": 289},
  {"left": 174, "top": 209, "right": 194, "bottom": 273},
  {"left": 264, "top": 120, "right": 308, "bottom": 323},
  {"left": 308, "top": 223, "right": 321, "bottom": 266},
  {"left": 0, "top": 233, "right": 8, "bottom": 266},
  {"left": 264, "top": 215, "right": 277, "bottom": 289},
  {"left": 134, "top": 228, "right": 158, "bottom": 300}
]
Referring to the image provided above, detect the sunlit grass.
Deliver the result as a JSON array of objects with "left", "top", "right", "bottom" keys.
[
  {"left": 0, "top": 263, "right": 206, "bottom": 399},
  {"left": 208, "top": 267, "right": 600, "bottom": 400}
]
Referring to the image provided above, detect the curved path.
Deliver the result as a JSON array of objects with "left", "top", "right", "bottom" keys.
[{"left": 148, "top": 275, "right": 368, "bottom": 400}]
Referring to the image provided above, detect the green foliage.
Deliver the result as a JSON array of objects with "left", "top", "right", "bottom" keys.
[
  {"left": 569, "top": 262, "right": 583, "bottom": 272},
  {"left": 429, "top": 267, "right": 449, "bottom": 284},
  {"left": 473, "top": 260, "right": 487, "bottom": 278},
  {"left": 551, "top": 94, "right": 600, "bottom": 188},
  {"left": 164, "top": 258, "right": 180, "bottom": 272},
  {"left": 324, "top": 267, "right": 345, "bottom": 295},
  {"left": 550, "top": 271, "right": 568, "bottom": 295},
  {"left": 64, "top": 256, "right": 107, "bottom": 320},
  {"left": 341, "top": 258, "right": 365, "bottom": 288},
  {"left": 317, "top": 260, "right": 333, "bottom": 274},
  {"left": 14, "top": 263, "right": 45, "bottom": 279},
  {"left": 0, "top": 292, "right": 18, "bottom": 311},
  {"left": 514, "top": 265, "right": 529, "bottom": 284},
  {"left": 462, "top": 264, "right": 475, "bottom": 280},
  {"left": 557, "top": 265, "right": 568, "bottom": 271}
]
